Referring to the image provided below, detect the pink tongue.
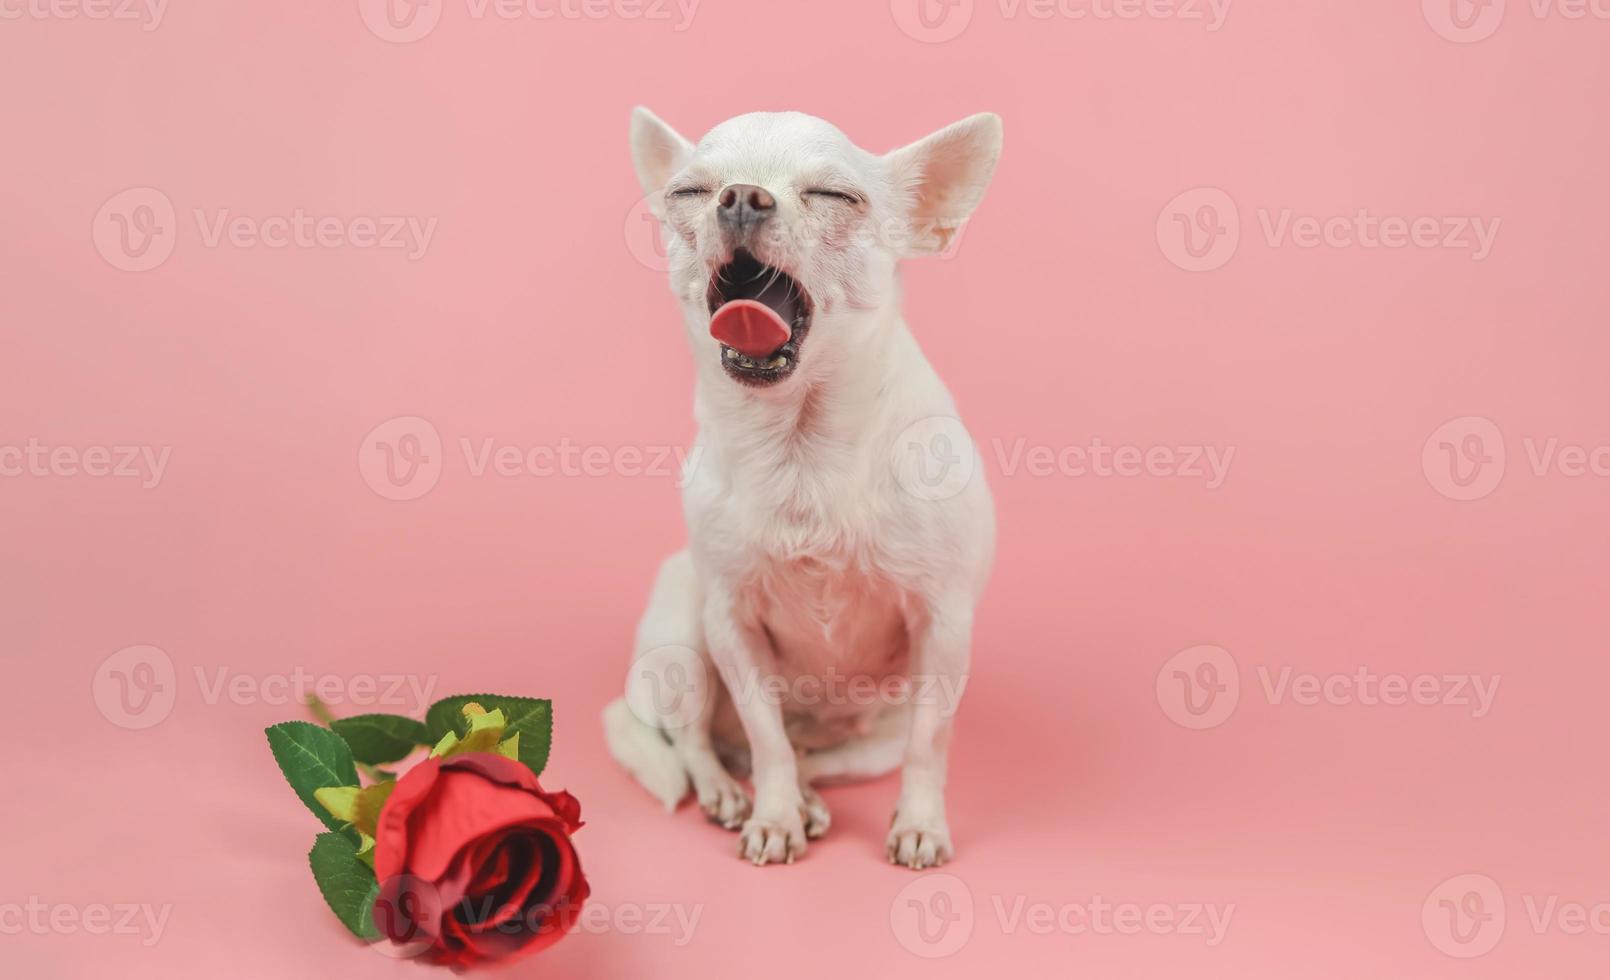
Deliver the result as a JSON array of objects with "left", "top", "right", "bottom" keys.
[{"left": 709, "top": 300, "right": 791, "bottom": 358}]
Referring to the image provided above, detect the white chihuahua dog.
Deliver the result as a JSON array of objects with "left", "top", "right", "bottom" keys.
[{"left": 603, "top": 107, "right": 1001, "bottom": 868}]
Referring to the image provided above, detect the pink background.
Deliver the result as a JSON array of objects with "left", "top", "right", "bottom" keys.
[{"left": 2, "top": 1, "right": 1607, "bottom": 976}]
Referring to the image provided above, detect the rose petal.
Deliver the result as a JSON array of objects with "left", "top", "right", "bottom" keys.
[
  {"left": 437, "top": 753, "right": 543, "bottom": 792},
  {"left": 459, "top": 834, "right": 544, "bottom": 933},
  {"left": 440, "top": 833, "right": 586, "bottom": 965},
  {"left": 371, "top": 871, "right": 447, "bottom": 946},
  {"left": 543, "top": 788, "right": 585, "bottom": 834},
  {"left": 508, "top": 833, "right": 586, "bottom": 957},
  {"left": 467, "top": 834, "right": 517, "bottom": 895},
  {"left": 371, "top": 757, "right": 443, "bottom": 883},
  {"left": 440, "top": 754, "right": 584, "bottom": 833},
  {"left": 430, "top": 828, "right": 515, "bottom": 913},
  {"left": 402, "top": 771, "right": 561, "bottom": 881}
]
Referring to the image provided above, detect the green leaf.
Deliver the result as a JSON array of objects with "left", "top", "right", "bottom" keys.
[
  {"left": 352, "top": 781, "right": 395, "bottom": 839},
  {"left": 309, "top": 832, "right": 380, "bottom": 939},
  {"left": 314, "top": 786, "right": 361, "bottom": 825},
  {"left": 266, "top": 721, "right": 361, "bottom": 832},
  {"left": 424, "top": 695, "right": 552, "bottom": 778},
  {"left": 329, "top": 714, "right": 430, "bottom": 765},
  {"left": 428, "top": 730, "right": 460, "bottom": 758},
  {"left": 355, "top": 834, "right": 376, "bottom": 868}
]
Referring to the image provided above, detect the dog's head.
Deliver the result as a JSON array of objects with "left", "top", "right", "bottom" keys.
[{"left": 631, "top": 109, "right": 1001, "bottom": 393}]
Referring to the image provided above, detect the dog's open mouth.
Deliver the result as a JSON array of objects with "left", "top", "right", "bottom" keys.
[{"left": 706, "top": 249, "right": 812, "bottom": 387}]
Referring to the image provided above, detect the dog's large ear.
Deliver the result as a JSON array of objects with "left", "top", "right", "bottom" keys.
[
  {"left": 884, "top": 113, "right": 1003, "bottom": 256},
  {"left": 630, "top": 106, "right": 695, "bottom": 203}
]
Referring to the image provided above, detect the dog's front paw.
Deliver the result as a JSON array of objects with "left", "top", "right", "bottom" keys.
[
  {"left": 694, "top": 771, "right": 751, "bottom": 830},
  {"left": 737, "top": 809, "right": 807, "bottom": 865},
  {"left": 800, "top": 785, "right": 831, "bottom": 840},
  {"left": 887, "top": 811, "right": 953, "bottom": 870}
]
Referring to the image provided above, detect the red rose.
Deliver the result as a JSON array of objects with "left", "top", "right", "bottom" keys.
[{"left": 371, "top": 753, "right": 589, "bottom": 967}]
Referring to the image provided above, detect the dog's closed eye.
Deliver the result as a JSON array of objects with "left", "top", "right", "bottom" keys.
[
  {"left": 669, "top": 186, "right": 711, "bottom": 198},
  {"left": 803, "top": 188, "right": 863, "bottom": 206}
]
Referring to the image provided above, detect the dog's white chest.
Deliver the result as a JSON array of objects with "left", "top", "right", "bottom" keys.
[{"left": 749, "top": 556, "right": 910, "bottom": 736}]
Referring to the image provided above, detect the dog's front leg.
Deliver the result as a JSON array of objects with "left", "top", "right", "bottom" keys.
[
  {"left": 703, "top": 586, "right": 806, "bottom": 865},
  {"left": 889, "top": 596, "right": 972, "bottom": 869}
]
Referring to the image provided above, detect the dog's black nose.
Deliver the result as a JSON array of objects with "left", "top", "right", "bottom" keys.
[{"left": 717, "top": 184, "right": 776, "bottom": 234}]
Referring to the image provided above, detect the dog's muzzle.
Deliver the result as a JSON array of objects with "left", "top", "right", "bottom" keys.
[
  {"left": 716, "top": 183, "right": 775, "bottom": 247},
  {"left": 706, "top": 248, "right": 812, "bottom": 388}
]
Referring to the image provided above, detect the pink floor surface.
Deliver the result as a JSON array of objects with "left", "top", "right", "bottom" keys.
[{"left": 3, "top": 1, "right": 1608, "bottom": 976}]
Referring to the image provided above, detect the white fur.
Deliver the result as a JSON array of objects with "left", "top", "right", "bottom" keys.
[{"left": 605, "top": 108, "right": 1001, "bottom": 868}]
